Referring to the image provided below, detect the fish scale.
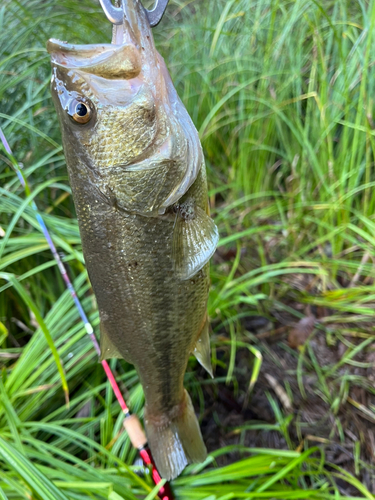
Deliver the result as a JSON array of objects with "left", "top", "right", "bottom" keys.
[
  {"left": 89, "top": 90, "right": 158, "bottom": 168},
  {"left": 48, "top": 0, "right": 218, "bottom": 480},
  {"left": 72, "top": 163, "right": 209, "bottom": 411}
]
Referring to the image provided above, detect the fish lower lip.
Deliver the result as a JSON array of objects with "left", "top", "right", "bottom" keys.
[
  {"left": 47, "top": 38, "right": 141, "bottom": 79},
  {"left": 47, "top": 38, "right": 74, "bottom": 53},
  {"left": 47, "top": 38, "right": 118, "bottom": 63}
]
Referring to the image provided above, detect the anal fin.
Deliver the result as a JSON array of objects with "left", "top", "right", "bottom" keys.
[
  {"left": 192, "top": 317, "right": 213, "bottom": 378},
  {"left": 172, "top": 201, "right": 219, "bottom": 280}
]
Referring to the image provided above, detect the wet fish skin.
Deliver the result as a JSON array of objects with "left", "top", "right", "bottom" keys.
[{"left": 48, "top": 0, "right": 218, "bottom": 480}]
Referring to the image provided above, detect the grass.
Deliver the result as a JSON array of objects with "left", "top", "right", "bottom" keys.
[{"left": 2, "top": 0, "right": 375, "bottom": 497}]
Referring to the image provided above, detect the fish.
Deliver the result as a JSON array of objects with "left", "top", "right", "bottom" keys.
[{"left": 47, "top": 0, "right": 218, "bottom": 480}]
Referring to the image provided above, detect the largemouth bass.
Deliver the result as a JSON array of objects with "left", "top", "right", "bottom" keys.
[{"left": 47, "top": 0, "right": 218, "bottom": 480}]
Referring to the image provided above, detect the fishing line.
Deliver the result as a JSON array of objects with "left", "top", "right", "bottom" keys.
[{"left": 0, "top": 127, "right": 174, "bottom": 500}]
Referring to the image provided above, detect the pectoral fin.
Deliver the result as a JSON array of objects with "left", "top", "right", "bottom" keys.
[
  {"left": 99, "top": 322, "right": 132, "bottom": 363},
  {"left": 172, "top": 202, "right": 219, "bottom": 280},
  {"left": 192, "top": 317, "right": 213, "bottom": 378}
]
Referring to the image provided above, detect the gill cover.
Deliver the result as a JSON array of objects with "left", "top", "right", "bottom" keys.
[{"left": 47, "top": 0, "right": 203, "bottom": 216}]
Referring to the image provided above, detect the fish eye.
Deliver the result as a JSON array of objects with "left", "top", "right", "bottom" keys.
[{"left": 67, "top": 98, "right": 93, "bottom": 124}]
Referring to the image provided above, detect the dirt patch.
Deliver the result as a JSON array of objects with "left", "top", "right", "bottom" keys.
[{"left": 198, "top": 312, "right": 375, "bottom": 494}]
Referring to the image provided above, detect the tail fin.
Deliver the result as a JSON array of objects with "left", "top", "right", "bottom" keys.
[{"left": 144, "top": 389, "right": 207, "bottom": 480}]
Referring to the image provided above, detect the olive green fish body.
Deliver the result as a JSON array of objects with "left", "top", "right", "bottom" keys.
[
  {"left": 70, "top": 162, "right": 209, "bottom": 414},
  {"left": 48, "top": 0, "right": 218, "bottom": 480}
]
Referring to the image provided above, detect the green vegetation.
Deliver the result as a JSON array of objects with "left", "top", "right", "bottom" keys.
[{"left": 1, "top": 0, "right": 375, "bottom": 498}]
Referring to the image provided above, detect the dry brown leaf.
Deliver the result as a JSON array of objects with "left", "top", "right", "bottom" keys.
[{"left": 288, "top": 315, "right": 316, "bottom": 349}]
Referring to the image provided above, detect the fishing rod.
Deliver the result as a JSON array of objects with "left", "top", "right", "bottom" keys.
[
  {"left": 1, "top": 106, "right": 173, "bottom": 500},
  {"left": 0, "top": 130, "right": 174, "bottom": 498},
  {"left": 2, "top": 0, "right": 180, "bottom": 496}
]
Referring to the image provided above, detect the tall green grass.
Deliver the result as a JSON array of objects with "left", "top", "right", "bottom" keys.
[{"left": 1, "top": 0, "right": 375, "bottom": 498}]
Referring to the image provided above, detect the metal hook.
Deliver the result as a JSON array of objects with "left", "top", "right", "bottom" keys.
[
  {"left": 98, "top": 0, "right": 122, "bottom": 24},
  {"left": 145, "top": 0, "right": 169, "bottom": 27},
  {"left": 98, "top": 0, "right": 169, "bottom": 27}
]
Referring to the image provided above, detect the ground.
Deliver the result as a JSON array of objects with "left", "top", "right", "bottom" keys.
[{"left": 198, "top": 279, "right": 375, "bottom": 493}]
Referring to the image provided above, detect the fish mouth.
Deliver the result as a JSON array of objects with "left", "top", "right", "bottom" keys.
[
  {"left": 47, "top": 39, "right": 116, "bottom": 66},
  {"left": 47, "top": 38, "right": 141, "bottom": 79}
]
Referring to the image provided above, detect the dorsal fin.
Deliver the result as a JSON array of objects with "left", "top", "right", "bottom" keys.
[{"left": 99, "top": 322, "right": 133, "bottom": 363}]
